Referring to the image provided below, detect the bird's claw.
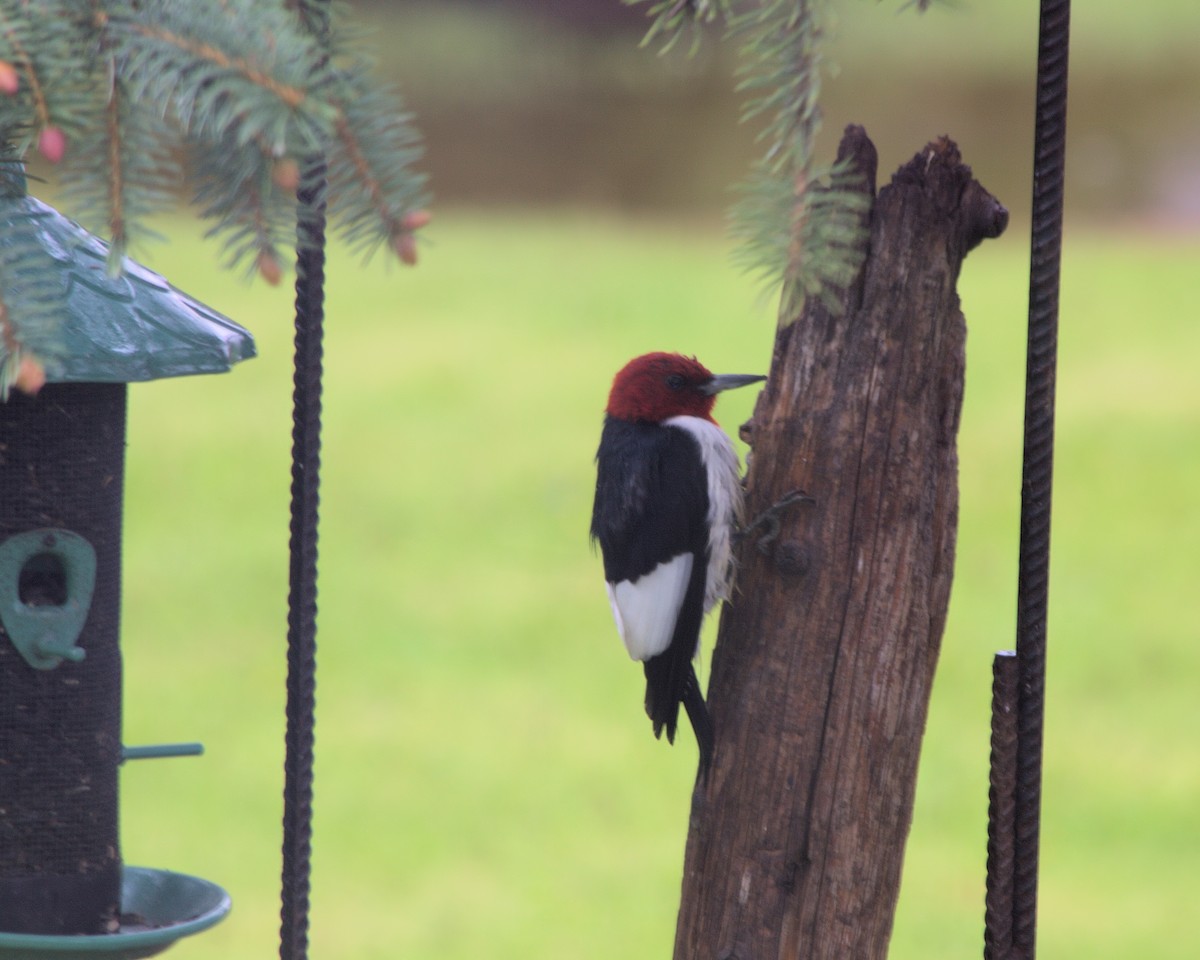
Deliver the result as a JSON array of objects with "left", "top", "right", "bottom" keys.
[{"left": 736, "top": 489, "right": 815, "bottom": 554}]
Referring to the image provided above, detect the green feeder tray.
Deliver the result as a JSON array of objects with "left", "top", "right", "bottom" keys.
[{"left": 0, "top": 867, "right": 231, "bottom": 960}]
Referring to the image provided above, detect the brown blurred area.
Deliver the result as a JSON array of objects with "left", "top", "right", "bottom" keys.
[{"left": 354, "top": 0, "right": 1200, "bottom": 230}]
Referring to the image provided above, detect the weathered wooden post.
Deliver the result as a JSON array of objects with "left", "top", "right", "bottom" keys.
[{"left": 673, "top": 126, "right": 1007, "bottom": 960}]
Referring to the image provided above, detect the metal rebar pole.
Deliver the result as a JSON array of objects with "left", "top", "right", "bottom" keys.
[
  {"left": 280, "top": 157, "right": 327, "bottom": 960},
  {"left": 985, "top": 651, "right": 1020, "bottom": 960},
  {"left": 279, "top": 7, "right": 334, "bottom": 957},
  {"left": 1012, "top": 0, "right": 1071, "bottom": 957}
]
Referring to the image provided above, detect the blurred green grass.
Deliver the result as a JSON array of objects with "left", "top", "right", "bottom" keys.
[{"left": 114, "top": 212, "right": 1198, "bottom": 960}]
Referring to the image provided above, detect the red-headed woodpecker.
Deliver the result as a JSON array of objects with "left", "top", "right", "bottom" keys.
[{"left": 590, "top": 352, "right": 766, "bottom": 778}]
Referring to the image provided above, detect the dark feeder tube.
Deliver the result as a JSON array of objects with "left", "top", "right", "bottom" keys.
[{"left": 0, "top": 383, "right": 127, "bottom": 934}]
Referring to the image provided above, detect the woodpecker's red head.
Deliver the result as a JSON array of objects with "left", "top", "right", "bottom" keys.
[{"left": 605, "top": 352, "right": 766, "bottom": 424}]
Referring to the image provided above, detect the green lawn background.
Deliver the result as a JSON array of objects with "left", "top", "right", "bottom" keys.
[{"left": 111, "top": 211, "right": 1199, "bottom": 960}]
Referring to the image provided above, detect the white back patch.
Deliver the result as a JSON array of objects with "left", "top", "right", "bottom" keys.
[
  {"left": 663, "top": 415, "right": 744, "bottom": 612},
  {"left": 607, "top": 552, "right": 694, "bottom": 662}
]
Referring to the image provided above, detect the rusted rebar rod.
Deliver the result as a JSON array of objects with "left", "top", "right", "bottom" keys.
[
  {"left": 985, "top": 651, "right": 1020, "bottom": 960},
  {"left": 280, "top": 153, "right": 326, "bottom": 960},
  {"left": 1011, "top": 0, "right": 1071, "bottom": 957}
]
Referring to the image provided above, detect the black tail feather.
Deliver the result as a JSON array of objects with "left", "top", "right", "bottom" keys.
[
  {"left": 643, "top": 655, "right": 680, "bottom": 743},
  {"left": 644, "top": 657, "right": 714, "bottom": 780},
  {"left": 681, "top": 667, "right": 714, "bottom": 782}
]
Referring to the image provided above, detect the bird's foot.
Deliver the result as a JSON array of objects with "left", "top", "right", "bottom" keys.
[{"left": 736, "top": 489, "right": 815, "bottom": 554}]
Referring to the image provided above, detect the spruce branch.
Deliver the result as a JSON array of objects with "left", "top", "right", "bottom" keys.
[
  {"left": 284, "top": 0, "right": 332, "bottom": 41},
  {"left": 105, "top": 83, "right": 124, "bottom": 252},
  {"left": 726, "top": 0, "right": 874, "bottom": 313},
  {"left": 626, "top": 0, "right": 735, "bottom": 54},
  {"left": 0, "top": 3, "right": 75, "bottom": 162},
  {"left": 121, "top": 20, "right": 309, "bottom": 111},
  {"left": 0, "top": 16, "right": 44, "bottom": 125},
  {"left": 0, "top": 0, "right": 429, "bottom": 381},
  {"left": 0, "top": 168, "right": 69, "bottom": 398},
  {"left": 58, "top": 6, "right": 173, "bottom": 272},
  {"left": 627, "top": 0, "right": 880, "bottom": 318},
  {"left": 326, "top": 79, "right": 428, "bottom": 264},
  {"left": 332, "top": 112, "right": 397, "bottom": 250},
  {"left": 0, "top": 0, "right": 427, "bottom": 272},
  {"left": 190, "top": 131, "right": 295, "bottom": 281},
  {"left": 109, "top": 1, "right": 336, "bottom": 157}
]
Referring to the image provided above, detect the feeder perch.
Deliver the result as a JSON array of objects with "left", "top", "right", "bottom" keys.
[{"left": 0, "top": 176, "right": 252, "bottom": 951}]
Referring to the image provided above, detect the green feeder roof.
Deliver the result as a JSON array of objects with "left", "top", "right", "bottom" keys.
[{"left": 8, "top": 193, "right": 255, "bottom": 384}]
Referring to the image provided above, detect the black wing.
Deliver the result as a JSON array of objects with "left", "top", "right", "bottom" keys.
[
  {"left": 590, "top": 416, "right": 714, "bottom": 776},
  {"left": 590, "top": 416, "right": 709, "bottom": 584}
]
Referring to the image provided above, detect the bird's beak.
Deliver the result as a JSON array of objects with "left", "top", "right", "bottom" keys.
[{"left": 701, "top": 373, "right": 767, "bottom": 396}]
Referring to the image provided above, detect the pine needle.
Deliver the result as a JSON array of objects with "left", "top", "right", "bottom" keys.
[
  {"left": 0, "top": 0, "right": 429, "bottom": 376},
  {"left": 625, "top": 0, "right": 880, "bottom": 319}
]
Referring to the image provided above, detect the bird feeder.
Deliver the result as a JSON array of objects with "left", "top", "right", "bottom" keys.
[{"left": 0, "top": 182, "right": 252, "bottom": 957}]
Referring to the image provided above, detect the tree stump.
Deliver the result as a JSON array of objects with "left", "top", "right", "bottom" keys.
[{"left": 673, "top": 126, "right": 1007, "bottom": 960}]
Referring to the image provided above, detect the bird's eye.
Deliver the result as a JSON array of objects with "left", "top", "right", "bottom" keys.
[{"left": 666, "top": 374, "right": 686, "bottom": 390}]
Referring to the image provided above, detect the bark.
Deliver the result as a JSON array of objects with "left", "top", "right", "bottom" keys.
[{"left": 673, "top": 127, "right": 1007, "bottom": 960}]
